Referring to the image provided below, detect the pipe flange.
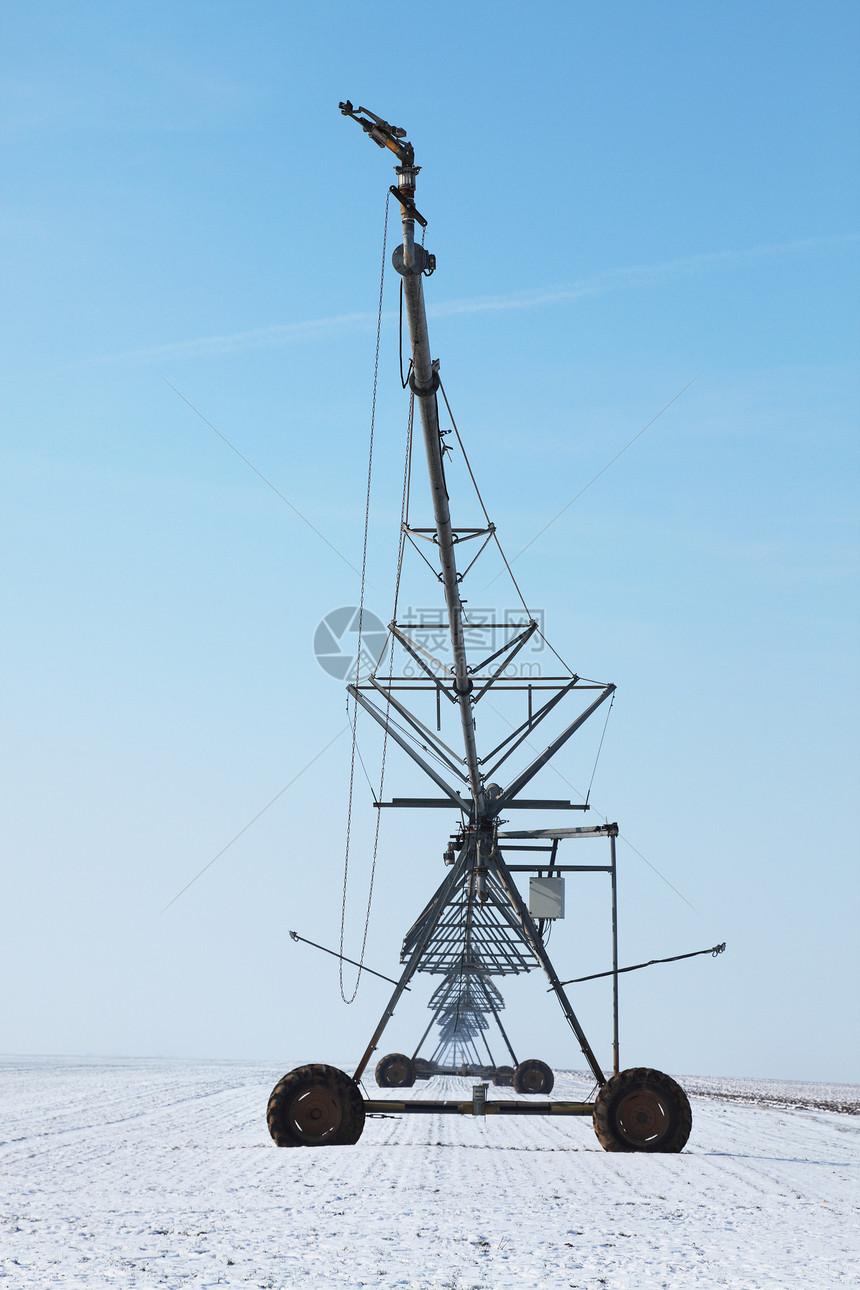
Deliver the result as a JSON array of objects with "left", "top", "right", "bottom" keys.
[
  {"left": 408, "top": 368, "right": 441, "bottom": 397},
  {"left": 392, "top": 244, "right": 433, "bottom": 277}
]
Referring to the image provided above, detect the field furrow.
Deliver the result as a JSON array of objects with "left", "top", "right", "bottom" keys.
[{"left": 2, "top": 1058, "right": 858, "bottom": 1288}]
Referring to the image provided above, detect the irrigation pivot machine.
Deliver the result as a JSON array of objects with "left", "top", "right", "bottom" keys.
[{"left": 267, "top": 104, "right": 721, "bottom": 1153}]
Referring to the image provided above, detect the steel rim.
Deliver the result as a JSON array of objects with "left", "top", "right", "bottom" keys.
[
  {"left": 288, "top": 1086, "right": 344, "bottom": 1142},
  {"left": 615, "top": 1088, "right": 670, "bottom": 1145}
]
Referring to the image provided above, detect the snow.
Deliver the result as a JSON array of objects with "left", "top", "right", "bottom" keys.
[{"left": 2, "top": 1057, "right": 858, "bottom": 1288}]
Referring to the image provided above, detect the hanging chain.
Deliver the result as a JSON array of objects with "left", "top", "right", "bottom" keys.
[
  {"left": 338, "top": 391, "right": 413, "bottom": 1004},
  {"left": 353, "top": 392, "right": 416, "bottom": 948},
  {"left": 339, "top": 191, "right": 390, "bottom": 1003}
]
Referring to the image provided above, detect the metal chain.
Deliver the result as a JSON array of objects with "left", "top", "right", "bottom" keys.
[
  {"left": 339, "top": 191, "right": 390, "bottom": 1003},
  {"left": 338, "top": 391, "right": 413, "bottom": 1003},
  {"left": 351, "top": 394, "right": 416, "bottom": 962}
]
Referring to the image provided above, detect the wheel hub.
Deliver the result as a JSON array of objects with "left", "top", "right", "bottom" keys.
[
  {"left": 289, "top": 1086, "right": 343, "bottom": 1142},
  {"left": 615, "top": 1089, "right": 668, "bottom": 1145}
]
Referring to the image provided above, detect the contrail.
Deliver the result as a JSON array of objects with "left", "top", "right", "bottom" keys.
[{"left": 85, "top": 233, "right": 856, "bottom": 367}]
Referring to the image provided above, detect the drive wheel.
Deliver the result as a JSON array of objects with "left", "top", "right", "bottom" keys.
[
  {"left": 513, "top": 1058, "right": 554, "bottom": 1095},
  {"left": 267, "top": 1064, "right": 365, "bottom": 1148},
  {"left": 593, "top": 1067, "right": 691, "bottom": 1153},
  {"left": 374, "top": 1052, "right": 416, "bottom": 1088},
  {"left": 493, "top": 1065, "right": 515, "bottom": 1087}
]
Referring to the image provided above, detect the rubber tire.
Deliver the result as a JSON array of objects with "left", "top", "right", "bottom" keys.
[
  {"left": 593, "top": 1066, "right": 692, "bottom": 1153},
  {"left": 374, "top": 1052, "right": 416, "bottom": 1088},
  {"left": 267, "top": 1064, "right": 365, "bottom": 1148},
  {"left": 492, "top": 1065, "right": 515, "bottom": 1087},
  {"left": 513, "top": 1059, "right": 554, "bottom": 1095}
]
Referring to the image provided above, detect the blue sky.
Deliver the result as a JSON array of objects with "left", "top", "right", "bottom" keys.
[{"left": 2, "top": 1, "right": 858, "bottom": 1083}]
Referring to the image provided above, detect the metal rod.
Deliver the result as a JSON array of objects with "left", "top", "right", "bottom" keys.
[
  {"left": 366, "top": 674, "right": 466, "bottom": 776},
  {"left": 469, "top": 620, "right": 536, "bottom": 684},
  {"left": 497, "top": 825, "right": 618, "bottom": 840},
  {"left": 556, "top": 941, "right": 728, "bottom": 987},
  {"left": 503, "top": 863, "right": 613, "bottom": 871},
  {"left": 388, "top": 623, "right": 457, "bottom": 699},
  {"left": 348, "top": 684, "right": 470, "bottom": 812},
  {"left": 478, "top": 1027, "right": 496, "bottom": 1068},
  {"left": 480, "top": 678, "right": 580, "bottom": 774},
  {"left": 288, "top": 930, "right": 410, "bottom": 989},
  {"left": 376, "top": 798, "right": 588, "bottom": 810},
  {"left": 363, "top": 1098, "right": 595, "bottom": 1117},
  {"left": 411, "top": 1011, "right": 438, "bottom": 1062},
  {"left": 610, "top": 832, "right": 619, "bottom": 1077},
  {"left": 358, "top": 679, "right": 604, "bottom": 691},
  {"left": 470, "top": 623, "right": 541, "bottom": 706},
  {"left": 485, "top": 991, "right": 519, "bottom": 1066}
]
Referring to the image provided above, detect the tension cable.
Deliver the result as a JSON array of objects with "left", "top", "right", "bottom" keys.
[
  {"left": 556, "top": 941, "right": 726, "bottom": 988},
  {"left": 584, "top": 693, "right": 614, "bottom": 807}
]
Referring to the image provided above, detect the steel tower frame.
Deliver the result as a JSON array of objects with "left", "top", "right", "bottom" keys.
[
  {"left": 264, "top": 107, "right": 699, "bottom": 1155},
  {"left": 338, "top": 103, "right": 618, "bottom": 1090}
]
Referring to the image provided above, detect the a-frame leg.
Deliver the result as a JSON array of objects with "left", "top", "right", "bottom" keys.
[{"left": 352, "top": 852, "right": 468, "bottom": 1083}]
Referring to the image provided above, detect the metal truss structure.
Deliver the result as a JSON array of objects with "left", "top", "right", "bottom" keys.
[{"left": 265, "top": 104, "right": 698, "bottom": 1153}]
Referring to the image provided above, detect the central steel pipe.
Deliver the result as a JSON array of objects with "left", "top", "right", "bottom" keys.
[{"left": 395, "top": 169, "right": 484, "bottom": 814}]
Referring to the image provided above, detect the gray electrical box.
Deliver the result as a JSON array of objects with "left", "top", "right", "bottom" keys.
[{"left": 529, "top": 876, "right": 565, "bottom": 920}]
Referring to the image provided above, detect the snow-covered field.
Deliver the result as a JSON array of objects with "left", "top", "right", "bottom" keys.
[{"left": 2, "top": 1057, "right": 858, "bottom": 1289}]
